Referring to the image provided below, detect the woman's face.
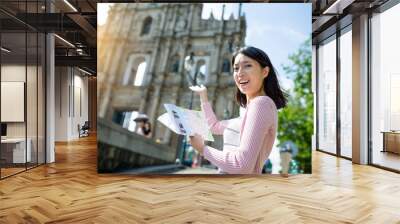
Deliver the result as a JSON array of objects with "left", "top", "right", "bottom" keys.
[{"left": 233, "top": 53, "right": 269, "bottom": 100}]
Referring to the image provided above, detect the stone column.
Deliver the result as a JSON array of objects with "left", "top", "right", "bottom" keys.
[
  {"left": 148, "top": 39, "right": 172, "bottom": 133},
  {"left": 99, "top": 4, "right": 134, "bottom": 118}
]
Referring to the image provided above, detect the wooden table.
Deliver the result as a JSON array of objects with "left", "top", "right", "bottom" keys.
[{"left": 381, "top": 131, "right": 400, "bottom": 154}]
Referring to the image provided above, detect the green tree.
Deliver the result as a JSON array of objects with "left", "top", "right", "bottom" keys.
[{"left": 278, "top": 38, "right": 313, "bottom": 173}]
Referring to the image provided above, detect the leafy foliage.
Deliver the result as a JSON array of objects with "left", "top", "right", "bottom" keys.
[{"left": 278, "top": 38, "right": 313, "bottom": 173}]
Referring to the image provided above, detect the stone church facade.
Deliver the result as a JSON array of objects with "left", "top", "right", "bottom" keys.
[{"left": 98, "top": 3, "right": 246, "bottom": 151}]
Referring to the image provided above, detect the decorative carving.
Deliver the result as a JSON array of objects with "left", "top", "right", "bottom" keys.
[{"left": 175, "top": 18, "right": 187, "bottom": 32}]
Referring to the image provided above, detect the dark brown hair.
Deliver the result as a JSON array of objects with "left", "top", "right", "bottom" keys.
[{"left": 232, "top": 46, "right": 288, "bottom": 109}]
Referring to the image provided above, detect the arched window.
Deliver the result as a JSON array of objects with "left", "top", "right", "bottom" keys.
[
  {"left": 141, "top": 17, "right": 152, "bottom": 36},
  {"left": 222, "top": 58, "right": 231, "bottom": 73},
  {"left": 123, "top": 57, "right": 147, "bottom": 86},
  {"left": 134, "top": 61, "right": 147, "bottom": 86},
  {"left": 170, "top": 56, "right": 180, "bottom": 73},
  {"left": 195, "top": 60, "right": 206, "bottom": 85}
]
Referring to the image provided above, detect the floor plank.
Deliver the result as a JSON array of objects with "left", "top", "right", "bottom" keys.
[{"left": 0, "top": 135, "right": 399, "bottom": 223}]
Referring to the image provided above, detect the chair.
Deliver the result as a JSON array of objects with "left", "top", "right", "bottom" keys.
[{"left": 78, "top": 121, "right": 90, "bottom": 138}]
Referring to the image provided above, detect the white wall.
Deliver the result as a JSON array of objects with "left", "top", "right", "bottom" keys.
[
  {"left": 1, "top": 65, "right": 35, "bottom": 137},
  {"left": 2, "top": 64, "right": 46, "bottom": 164},
  {"left": 72, "top": 73, "right": 89, "bottom": 138},
  {"left": 1, "top": 66, "right": 26, "bottom": 136},
  {"left": 1, "top": 65, "right": 26, "bottom": 81},
  {"left": 55, "top": 67, "right": 89, "bottom": 141},
  {"left": 55, "top": 67, "right": 68, "bottom": 141}
]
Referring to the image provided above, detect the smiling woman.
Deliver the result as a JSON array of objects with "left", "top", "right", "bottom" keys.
[{"left": 189, "top": 46, "right": 288, "bottom": 174}]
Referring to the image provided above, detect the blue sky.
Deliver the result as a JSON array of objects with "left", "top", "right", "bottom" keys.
[{"left": 202, "top": 3, "right": 311, "bottom": 90}]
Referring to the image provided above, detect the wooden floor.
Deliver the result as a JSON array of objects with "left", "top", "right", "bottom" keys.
[
  {"left": 1, "top": 167, "right": 26, "bottom": 178},
  {"left": 1, "top": 163, "right": 45, "bottom": 178},
  {"left": 372, "top": 150, "right": 400, "bottom": 171},
  {"left": 1, "top": 135, "right": 400, "bottom": 223}
]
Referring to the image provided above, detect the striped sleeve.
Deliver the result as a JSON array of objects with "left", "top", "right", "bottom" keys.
[
  {"left": 201, "top": 101, "right": 228, "bottom": 135},
  {"left": 203, "top": 97, "right": 276, "bottom": 174}
]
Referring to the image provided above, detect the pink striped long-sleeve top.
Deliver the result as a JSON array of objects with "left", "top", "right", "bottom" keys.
[{"left": 201, "top": 96, "right": 278, "bottom": 174}]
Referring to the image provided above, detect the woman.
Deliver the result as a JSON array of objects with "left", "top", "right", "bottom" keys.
[
  {"left": 136, "top": 120, "right": 152, "bottom": 138},
  {"left": 189, "top": 46, "right": 287, "bottom": 174},
  {"left": 142, "top": 121, "right": 152, "bottom": 138}
]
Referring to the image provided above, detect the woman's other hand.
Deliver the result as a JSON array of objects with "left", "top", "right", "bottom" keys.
[
  {"left": 189, "top": 133, "right": 205, "bottom": 155},
  {"left": 189, "top": 84, "right": 208, "bottom": 102}
]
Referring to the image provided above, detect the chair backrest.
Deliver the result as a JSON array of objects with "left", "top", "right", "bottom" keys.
[{"left": 82, "top": 121, "right": 90, "bottom": 129}]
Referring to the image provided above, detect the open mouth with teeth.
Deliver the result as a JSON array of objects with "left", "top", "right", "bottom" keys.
[{"left": 239, "top": 80, "right": 249, "bottom": 86}]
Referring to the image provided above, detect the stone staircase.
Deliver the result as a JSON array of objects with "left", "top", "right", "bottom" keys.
[{"left": 98, "top": 118, "right": 177, "bottom": 173}]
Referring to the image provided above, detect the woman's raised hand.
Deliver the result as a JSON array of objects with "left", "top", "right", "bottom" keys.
[{"left": 189, "top": 84, "right": 208, "bottom": 102}]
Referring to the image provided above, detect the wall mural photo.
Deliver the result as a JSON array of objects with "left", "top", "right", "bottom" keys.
[{"left": 97, "top": 3, "right": 312, "bottom": 175}]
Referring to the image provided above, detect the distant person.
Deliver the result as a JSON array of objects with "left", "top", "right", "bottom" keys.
[
  {"left": 136, "top": 121, "right": 151, "bottom": 138},
  {"left": 142, "top": 121, "right": 152, "bottom": 138},
  {"left": 189, "top": 46, "right": 288, "bottom": 174},
  {"left": 134, "top": 114, "right": 152, "bottom": 138}
]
